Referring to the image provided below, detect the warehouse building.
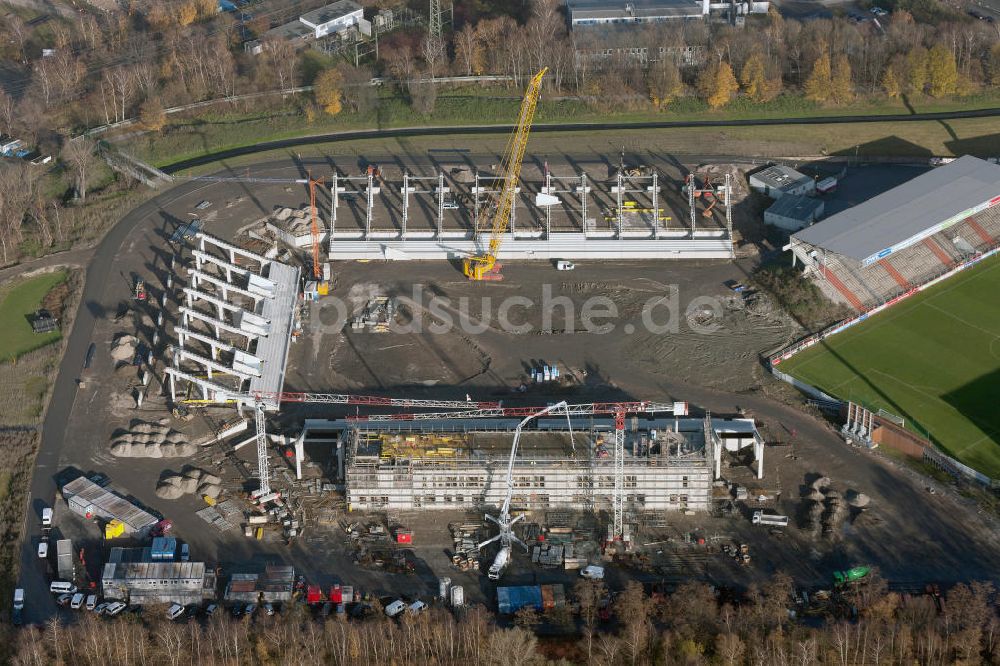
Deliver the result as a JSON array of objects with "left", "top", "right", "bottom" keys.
[
  {"left": 764, "top": 195, "right": 825, "bottom": 231},
  {"left": 749, "top": 165, "right": 815, "bottom": 200},
  {"left": 225, "top": 565, "right": 296, "bottom": 602},
  {"left": 102, "top": 561, "right": 215, "bottom": 605},
  {"left": 61, "top": 476, "right": 159, "bottom": 536},
  {"left": 339, "top": 414, "right": 764, "bottom": 513}
]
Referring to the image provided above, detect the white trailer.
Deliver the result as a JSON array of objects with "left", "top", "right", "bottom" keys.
[{"left": 752, "top": 511, "right": 788, "bottom": 527}]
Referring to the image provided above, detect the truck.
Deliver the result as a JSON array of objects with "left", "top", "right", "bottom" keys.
[
  {"left": 56, "top": 539, "right": 74, "bottom": 581},
  {"left": 487, "top": 546, "right": 511, "bottom": 581},
  {"left": 12, "top": 588, "right": 24, "bottom": 626},
  {"left": 833, "top": 566, "right": 871, "bottom": 586},
  {"left": 752, "top": 511, "right": 789, "bottom": 527}
]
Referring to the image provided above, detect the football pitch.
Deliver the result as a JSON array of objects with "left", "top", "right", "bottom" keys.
[{"left": 779, "top": 254, "right": 1000, "bottom": 478}]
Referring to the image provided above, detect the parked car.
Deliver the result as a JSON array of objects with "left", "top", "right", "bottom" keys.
[
  {"left": 37, "top": 542, "right": 48, "bottom": 558},
  {"left": 204, "top": 604, "right": 218, "bottom": 616},
  {"left": 408, "top": 601, "right": 428, "bottom": 615},
  {"left": 384, "top": 600, "right": 406, "bottom": 618},
  {"left": 86, "top": 595, "right": 97, "bottom": 611},
  {"left": 70, "top": 593, "right": 85, "bottom": 610},
  {"left": 104, "top": 601, "right": 127, "bottom": 616},
  {"left": 94, "top": 602, "right": 110, "bottom": 615},
  {"left": 50, "top": 581, "right": 77, "bottom": 595},
  {"left": 41, "top": 507, "right": 53, "bottom": 526},
  {"left": 263, "top": 603, "right": 275, "bottom": 616},
  {"left": 56, "top": 593, "right": 74, "bottom": 607},
  {"left": 580, "top": 565, "right": 606, "bottom": 580},
  {"left": 555, "top": 260, "right": 576, "bottom": 271},
  {"left": 166, "top": 603, "right": 185, "bottom": 620}
]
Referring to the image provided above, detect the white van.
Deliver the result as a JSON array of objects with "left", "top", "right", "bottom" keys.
[
  {"left": 580, "top": 565, "right": 605, "bottom": 580},
  {"left": 50, "top": 581, "right": 77, "bottom": 595},
  {"left": 70, "top": 593, "right": 85, "bottom": 610},
  {"left": 555, "top": 260, "right": 576, "bottom": 271},
  {"left": 86, "top": 595, "right": 97, "bottom": 611},
  {"left": 408, "top": 600, "right": 427, "bottom": 615},
  {"left": 37, "top": 542, "right": 48, "bottom": 558},
  {"left": 384, "top": 600, "right": 406, "bottom": 618},
  {"left": 41, "top": 508, "right": 53, "bottom": 526}
]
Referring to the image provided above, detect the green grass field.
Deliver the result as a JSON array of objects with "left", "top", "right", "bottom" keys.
[
  {"left": 780, "top": 255, "right": 1000, "bottom": 478},
  {"left": 0, "top": 271, "right": 66, "bottom": 361}
]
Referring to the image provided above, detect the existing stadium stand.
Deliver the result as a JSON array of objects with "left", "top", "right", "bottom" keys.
[{"left": 787, "top": 156, "right": 1000, "bottom": 311}]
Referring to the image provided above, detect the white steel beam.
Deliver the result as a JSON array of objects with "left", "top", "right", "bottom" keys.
[
  {"left": 188, "top": 269, "right": 266, "bottom": 302},
  {"left": 191, "top": 250, "right": 252, "bottom": 280},
  {"left": 165, "top": 367, "right": 238, "bottom": 402},
  {"left": 171, "top": 345, "right": 257, "bottom": 380},
  {"left": 174, "top": 326, "right": 239, "bottom": 359},
  {"left": 196, "top": 232, "right": 271, "bottom": 267},
  {"left": 179, "top": 306, "right": 261, "bottom": 340},
  {"left": 183, "top": 287, "right": 244, "bottom": 316}
]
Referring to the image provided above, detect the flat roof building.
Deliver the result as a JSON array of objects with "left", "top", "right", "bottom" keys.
[
  {"left": 225, "top": 565, "right": 295, "bottom": 602},
  {"left": 62, "top": 477, "right": 159, "bottom": 536},
  {"left": 764, "top": 195, "right": 825, "bottom": 232},
  {"left": 102, "top": 561, "right": 215, "bottom": 605},
  {"left": 749, "top": 165, "right": 815, "bottom": 200},
  {"left": 299, "top": 0, "right": 363, "bottom": 38}
]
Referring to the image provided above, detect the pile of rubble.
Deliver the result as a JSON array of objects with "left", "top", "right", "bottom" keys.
[
  {"left": 109, "top": 334, "right": 139, "bottom": 364},
  {"left": 111, "top": 420, "right": 195, "bottom": 458},
  {"left": 350, "top": 297, "right": 395, "bottom": 333}
]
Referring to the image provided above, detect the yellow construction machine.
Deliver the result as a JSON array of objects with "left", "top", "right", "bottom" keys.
[{"left": 463, "top": 68, "right": 547, "bottom": 281}]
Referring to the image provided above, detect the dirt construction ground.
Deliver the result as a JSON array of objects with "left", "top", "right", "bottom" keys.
[{"left": 23, "top": 153, "right": 1000, "bottom": 622}]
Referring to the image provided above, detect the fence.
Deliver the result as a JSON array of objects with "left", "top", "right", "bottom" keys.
[
  {"left": 766, "top": 245, "right": 1000, "bottom": 491},
  {"left": 769, "top": 241, "right": 1000, "bottom": 368}
]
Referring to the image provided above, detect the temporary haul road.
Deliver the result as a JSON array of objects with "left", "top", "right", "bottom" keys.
[{"left": 158, "top": 107, "right": 1000, "bottom": 172}]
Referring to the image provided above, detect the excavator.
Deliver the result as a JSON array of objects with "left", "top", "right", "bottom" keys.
[{"left": 462, "top": 68, "right": 547, "bottom": 281}]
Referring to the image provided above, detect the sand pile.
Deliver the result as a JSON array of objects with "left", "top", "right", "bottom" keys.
[
  {"left": 155, "top": 466, "right": 223, "bottom": 500},
  {"left": 111, "top": 421, "right": 194, "bottom": 457}
]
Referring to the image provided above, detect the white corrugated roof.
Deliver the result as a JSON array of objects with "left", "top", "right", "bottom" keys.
[{"left": 792, "top": 156, "right": 1000, "bottom": 263}]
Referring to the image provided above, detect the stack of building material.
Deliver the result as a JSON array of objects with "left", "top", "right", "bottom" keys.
[{"left": 531, "top": 544, "right": 564, "bottom": 568}]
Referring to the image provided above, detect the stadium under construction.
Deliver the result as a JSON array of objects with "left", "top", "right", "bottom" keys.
[{"left": 302, "top": 408, "right": 765, "bottom": 515}]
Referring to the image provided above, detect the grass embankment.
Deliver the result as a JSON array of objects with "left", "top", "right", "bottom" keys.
[
  {"left": 126, "top": 87, "right": 1000, "bottom": 169},
  {"left": 0, "top": 271, "right": 67, "bottom": 360},
  {"left": 780, "top": 255, "right": 1000, "bottom": 478}
]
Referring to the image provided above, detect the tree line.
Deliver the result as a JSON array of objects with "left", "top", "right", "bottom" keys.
[
  {"left": 1, "top": 0, "right": 999, "bottom": 267},
  {"left": 9, "top": 574, "right": 1000, "bottom": 665}
]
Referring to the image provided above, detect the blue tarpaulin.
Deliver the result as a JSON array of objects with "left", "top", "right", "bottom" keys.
[
  {"left": 219, "top": 0, "right": 236, "bottom": 11},
  {"left": 497, "top": 586, "right": 542, "bottom": 614}
]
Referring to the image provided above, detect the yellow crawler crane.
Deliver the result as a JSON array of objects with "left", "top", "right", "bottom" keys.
[{"left": 463, "top": 68, "right": 547, "bottom": 281}]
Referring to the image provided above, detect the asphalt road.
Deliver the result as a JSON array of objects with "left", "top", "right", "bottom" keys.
[{"left": 160, "top": 107, "right": 1000, "bottom": 173}]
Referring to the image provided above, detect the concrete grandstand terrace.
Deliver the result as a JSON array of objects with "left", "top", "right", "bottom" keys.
[
  {"left": 788, "top": 156, "right": 1000, "bottom": 310},
  {"left": 317, "top": 157, "right": 731, "bottom": 259}
]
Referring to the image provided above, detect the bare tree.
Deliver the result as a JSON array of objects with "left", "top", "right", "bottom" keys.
[
  {"left": 421, "top": 36, "right": 446, "bottom": 80},
  {"left": 61, "top": 139, "right": 96, "bottom": 203}
]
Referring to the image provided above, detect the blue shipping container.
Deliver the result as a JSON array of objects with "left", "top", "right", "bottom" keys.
[
  {"left": 151, "top": 537, "right": 177, "bottom": 560},
  {"left": 497, "top": 586, "right": 542, "bottom": 614}
]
